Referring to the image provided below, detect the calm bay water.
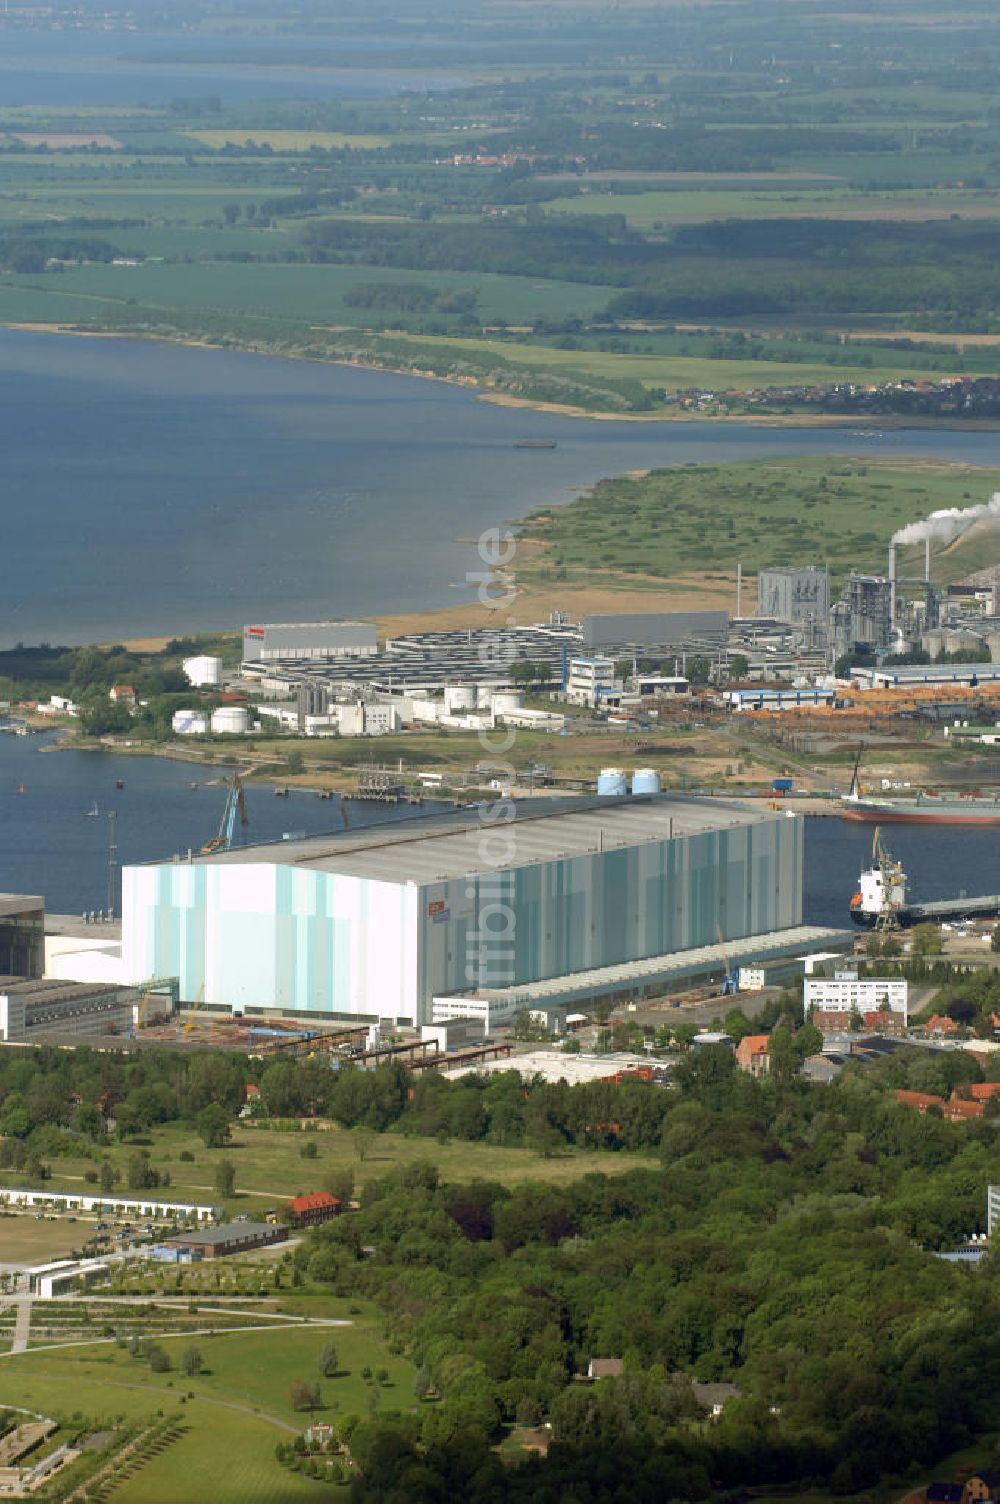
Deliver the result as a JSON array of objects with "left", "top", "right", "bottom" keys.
[
  {"left": 8, "top": 330, "right": 1000, "bottom": 647},
  {"left": 3, "top": 730, "right": 999, "bottom": 923},
  {"left": 0, "top": 731, "right": 440, "bottom": 914}
]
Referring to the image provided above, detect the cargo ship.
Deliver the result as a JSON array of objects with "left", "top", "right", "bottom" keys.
[
  {"left": 849, "top": 827, "right": 1000, "bottom": 928},
  {"left": 842, "top": 751, "right": 1000, "bottom": 825}
]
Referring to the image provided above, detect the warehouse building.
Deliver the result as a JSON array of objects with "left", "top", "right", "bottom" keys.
[
  {"left": 242, "top": 620, "right": 377, "bottom": 663},
  {"left": 0, "top": 894, "right": 44, "bottom": 979},
  {"left": 122, "top": 796, "right": 804, "bottom": 1027},
  {"left": 582, "top": 610, "right": 728, "bottom": 650},
  {"left": 157, "top": 1222, "right": 288, "bottom": 1260},
  {"left": 0, "top": 977, "right": 143, "bottom": 1042}
]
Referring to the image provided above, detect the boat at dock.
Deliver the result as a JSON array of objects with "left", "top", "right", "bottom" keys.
[
  {"left": 842, "top": 749, "right": 1000, "bottom": 825},
  {"left": 842, "top": 789, "right": 1000, "bottom": 826},
  {"left": 850, "top": 827, "right": 1000, "bottom": 928}
]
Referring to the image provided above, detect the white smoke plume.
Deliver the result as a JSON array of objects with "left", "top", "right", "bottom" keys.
[{"left": 892, "top": 491, "right": 1000, "bottom": 547}]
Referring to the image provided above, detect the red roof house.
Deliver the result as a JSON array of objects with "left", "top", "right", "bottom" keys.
[{"left": 288, "top": 1191, "right": 341, "bottom": 1227}]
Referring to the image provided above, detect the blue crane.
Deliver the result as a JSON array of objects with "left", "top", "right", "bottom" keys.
[{"left": 201, "top": 772, "right": 248, "bottom": 854}]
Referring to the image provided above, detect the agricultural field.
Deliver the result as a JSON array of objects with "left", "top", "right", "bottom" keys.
[
  {"left": 0, "top": 260, "right": 613, "bottom": 333},
  {"left": 0, "top": 5, "right": 998, "bottom": 419},
  {"left": 385, "top": 331, "right": 955, "bottom": 395},
  {"left": 185, "top": 129, "right": 393, "bottom": 151},
  {"left": 543, "top": 186, "right": 1000, "bottom": 226}
]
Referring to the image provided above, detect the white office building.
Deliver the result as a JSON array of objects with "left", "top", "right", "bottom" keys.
[
  {"left": 565, "top": 656, "right": 617, "bottom": 707},
  {"left": 805, "top": 975, "right": 908, "bottom": 1023}
]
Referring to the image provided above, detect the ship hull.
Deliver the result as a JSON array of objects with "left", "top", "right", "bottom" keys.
[{"left": 842, "top": 800, "right": 1000, "bottom": 826}]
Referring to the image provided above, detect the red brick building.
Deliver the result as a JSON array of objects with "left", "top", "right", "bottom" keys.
[{"left": 288, "top": 1191, "right": 341, "bottom": 1228}]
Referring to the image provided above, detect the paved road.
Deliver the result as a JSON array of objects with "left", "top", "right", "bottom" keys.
[{"left": 11, "top": 1299, "right": 30, "bottom": 1354}]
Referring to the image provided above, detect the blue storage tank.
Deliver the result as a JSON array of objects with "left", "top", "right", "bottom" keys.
[
  {"left": 631, "top": 768, "right": 662, "bottom": 796},
  {"left": 597, "top": 767, "right": 628, "bottom": 797}
]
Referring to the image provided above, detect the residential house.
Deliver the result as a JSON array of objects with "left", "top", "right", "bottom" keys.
[
  {"left": 108, "top": 684, "right": 136, "bottom": 707},
  {"left": 864, "top": 1009, "right": 905, "bottom": 1037},
  {"left": 305, "top": 1422, "right": 334, "bottom": 1450},
  {"left": 813, "top": 1008, "right": 850, "bottom": 1036},
  {"left": 969, "top": 1082, "right": 1000, "bottom": 1104},
  {"left": 288, "top": 1191, "right": 341, "bottom": 1228},
  {"left": 925, "top": 1014, "right": 960, "bottom": 1038},
  {"left": 944, "top": 1096, "right": 985, "bottom": 1122},
  {"left": 587, "top": 1358, "right": 624, "bottom": 1380},
  {"left": 691, "top": 1381, "right": 741, "bottom": 1419},
  {"left": 894, "top": 1089, "right": 945, "bottom": 1115},
  {"left": 802, "top": 1054, "right": 842, "bottom": 1084},
  {"left": 962, "top": 1472, "right": 1000, "bottom": 1504},
  {"left": 736, "top": 1035, "right": 770, "bottom": 1078}
]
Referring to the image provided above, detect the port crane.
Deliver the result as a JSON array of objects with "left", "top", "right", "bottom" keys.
[
  {"left": 201, "top": 772, "right": 248, "bottom": 854},
  {"left": 716, "top": 922, "right": 740, "bottom": 997},
  {"left": 126, "top": 975, "right": 179, "bottom": 1040}
]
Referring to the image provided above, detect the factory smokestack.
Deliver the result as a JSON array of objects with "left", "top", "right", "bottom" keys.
[
  {"left": 925, "top": 536, "right": 931, "bottom": 581},
  {"left": 889, "top": 541, "right": 897, "bottom": 626}
]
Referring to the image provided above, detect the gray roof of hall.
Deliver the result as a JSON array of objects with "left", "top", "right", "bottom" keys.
[{"left": 142, "top": 795, "right": 780, "bottom": 888}]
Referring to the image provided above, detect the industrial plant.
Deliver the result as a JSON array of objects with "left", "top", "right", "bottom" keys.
[{"left": 120, "top": 795, "right": 810, "bottom": 1025}]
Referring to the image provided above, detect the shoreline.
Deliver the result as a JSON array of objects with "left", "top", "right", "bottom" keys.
[{"left": 7, "top": 319, "right": 1000, "bottom": 432}]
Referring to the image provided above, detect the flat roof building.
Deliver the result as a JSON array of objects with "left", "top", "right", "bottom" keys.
[
  {"left": 0, "top": 977, "right": 143, "bottom": 1042},
  {"left": 123, "top": 796, "right": 805, "bottom": 1027},
  {"left": 160, "top": 1222, "right": 288, "bottom": 1259},
  {"left": 0, "top": 894, "right": 44, "bottom": 980},
  {"left": 242, "top": 621, "right": 377, "bottom": 663}
]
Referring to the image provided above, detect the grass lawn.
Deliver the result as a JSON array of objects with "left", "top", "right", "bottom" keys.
[
  {"left": 0, "top": 1213, "right": 86, "bottom": 1264},
  {"left": 0, "top": 1312, "right": 409, "bottom": 1502},
  {"left": 38, "top": 1120, "right": 658, "bottom": 1215}
]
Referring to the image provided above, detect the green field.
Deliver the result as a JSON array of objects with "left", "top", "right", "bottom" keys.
[
  {"left": 0, "top": 1312, "right": 405, "bottom": 1503},
  {"left": 34, "top": 1120, "right": 658, "bottom": 1215},
  {"left": 518, "top": 455, "right": 1000, "bottom": 586},
  {"left": 0, "top": 260, "right": 613, "bottom": 334},
  {"left": 544, "top": 186, "right": 1000, "bottom": 226},
  {"left": 0, "top": 1214, "right": 84, "bottom": 1263},
  {"left": 387, "top": 331, "right": 957, "bottom": 394},
  {"left": 185, "top": 128, "right": 393, "bottom": 150}
]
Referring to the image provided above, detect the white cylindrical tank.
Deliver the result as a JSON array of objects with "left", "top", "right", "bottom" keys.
[
  {"left": 491, "top": 689, "right": 525, "bottom": 718},
  {"left": 477, "top": 683, "right": 499, "bottom": 708},
  {"left": 183, "top": 654, "right": 222, "bottom": 688},
  {"left": 443, "top": 684, "right": 476, "bottom": 714},
  {"left": 211, "top": 706, "right": 249, "bottom": 735},
  {"left": 172, "top": 710, "right": 208, "bottom": 736},
  {"left": 597, "top": 767, "right": 628, "bottom": 797},
  {"left": 631, "top": 768, "right": 662, "bottom": 796}
]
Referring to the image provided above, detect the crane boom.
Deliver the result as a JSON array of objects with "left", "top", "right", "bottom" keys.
[{"left": 201, "top": 772, "right": 248, "bottom": 854}]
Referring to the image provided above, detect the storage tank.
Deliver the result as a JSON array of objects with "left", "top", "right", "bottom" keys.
[
  {"left": 443, "top": 684, "right": 477, "bottom": 714},
  {"left": 596, "top": 767, "right": 628, "bottom": 797},
  {"left": 171, "top": 709, "right": 207, "bottom": 736},
  {"left": 211, "top": 706, "right": 249, "bottom": 735},
  {"left": 491, "top": 689, "right": 525, "bottom": 718},
  {"left": 183, "top": 654, "right": 222, "bottom": 688},
  {"left": 631, "top": 768, "right": 662, "bottom": 796}
]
